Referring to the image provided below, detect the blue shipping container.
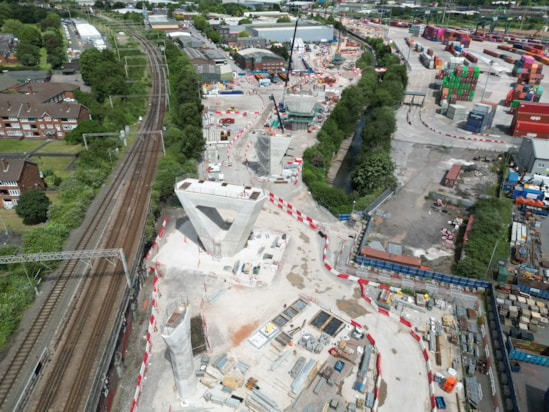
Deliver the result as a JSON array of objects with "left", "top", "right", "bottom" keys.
[{"left": 508, "top": 349, "right": 549, "bottom": 366}]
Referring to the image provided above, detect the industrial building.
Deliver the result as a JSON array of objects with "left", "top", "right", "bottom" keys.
[
  {"left": 233, "top": 48, "right": 285, "bottom": 71},
  {"left": 516, "top": 138, "right": 549, "bottom": 175},
  {"left": 73, "top": 20, "right": 102, "bottom": 42},
  {"left": 246, "top": 22, "right": 334, "bottom": 43}
]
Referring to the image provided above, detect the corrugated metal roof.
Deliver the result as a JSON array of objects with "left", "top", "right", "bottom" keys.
[{"left": 184, "top": 48, "right": 207, "bottom": 60}]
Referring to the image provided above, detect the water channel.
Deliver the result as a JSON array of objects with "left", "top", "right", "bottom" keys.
[{"left": 331, "top": 41, "right": 376, "bottom": 194}]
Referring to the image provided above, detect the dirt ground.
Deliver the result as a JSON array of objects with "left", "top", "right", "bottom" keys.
[{"left": 368, "top": 142, "right": 504, "bottom": 273}]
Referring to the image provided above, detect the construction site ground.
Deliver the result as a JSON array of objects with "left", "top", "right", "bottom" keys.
[
  {"left": 118, "top": 195, "right": 476, "bottom": 411},
  {"left": 110, "top": 21, "right": 549, "bottom": 412}
]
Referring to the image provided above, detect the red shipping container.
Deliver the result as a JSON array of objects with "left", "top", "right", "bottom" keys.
[
  {"left": 515, "top": 112, "right": 549, "bottom": 124},
  {"left": 513, "top": 121, "right": 549, "bottom": 133},
  {"left": 518, "top": 102, "right": 549, "bottom": 115},
  {"left": 512, "top": 130, "right": 549, "bottom": 139}
]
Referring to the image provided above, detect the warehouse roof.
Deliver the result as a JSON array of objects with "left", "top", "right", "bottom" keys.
[
  {"left": 75, "top": 23, "right": 101, "bottom": 38},
  {"left": 184, "top": 48, "right": 207, "bottom": 60},
  {"left": 237, "top": 48, "right": 284, "bottom": 60},
  {"left": 529, "top": 138, "right": 549, "bottom": 160}
]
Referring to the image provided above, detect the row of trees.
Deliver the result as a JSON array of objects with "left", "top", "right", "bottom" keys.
[
  {"left": 149, "top": 40, "right": 205, "bottom": 218},
  {"left": 351, "top": 38, "right": 406, "bottom": 198},
  {"left": 302, "top": 37, "right": 407, "bottom": 214}
]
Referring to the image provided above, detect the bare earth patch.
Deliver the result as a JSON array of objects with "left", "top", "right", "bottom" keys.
[
  {"left": 232, "top": 320, "right": 260, "bottom": 347},
  {"left": 287, "top": 271, "right": 305, "bottom": 289},
  {"left": 336, "top": 298, "right": 368, "bottom": 318}
]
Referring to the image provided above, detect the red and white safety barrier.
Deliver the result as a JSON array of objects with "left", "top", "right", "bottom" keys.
[
  {"left": 145, "top": 217, "right": 168, "bottom": 260},
  {"left": 130, "top": 266, "right": 162, "bottom": 412},
  {"left": 267, "top": 192, "right": 319, "bottom": 230},
  {"left": 270, "top": 197, "right": 437, "bottom": 412},
  {"left": 418, "top": 111, "right": 505, "bottom": 144}
]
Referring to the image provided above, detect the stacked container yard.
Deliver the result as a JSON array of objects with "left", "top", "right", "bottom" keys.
[
  {"left": 461, "top": 51, "right": 478, "bottom": 63},
  {"left": 423, "top": 25, "right": 445, "bottom": 42},
  {"left": 464, "top": 102, "right": 497, "bottom": 133},
  {"left": 419, "top": 52, "right": 444, "bottom": 69},
  {"left": 505, "top": 84, "right": 544, "bottom": 107},
  {"left": 409, "top": 24, "right": 425, "bottom": 37},
  {"left": 511, "top": 102, "right": 549, "bottom": 139},
  {"left": 470, "top": 33, "right": 485, "bottom": 42},
  {"left": 443, "top": 29, "right": 471, "bottom": 48},
  {"left": 419, "top": 52, "right": 433, "bottom": 69},
  {"left": 440, "top": 66, "right": 480, "bottom": 104},
  {"left": 446, "top": 104, "right": 467, "bottom": 121},
  {"left": 512, "top": 55, "right": 544, "bottom": 85},
  {"left": 447, "top": 56, "right": 466, "bottom": 69}
]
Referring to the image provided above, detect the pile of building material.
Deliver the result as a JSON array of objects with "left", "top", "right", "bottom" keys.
[{"left": 496, "top": 294, "right": 548, "bottom": 337}]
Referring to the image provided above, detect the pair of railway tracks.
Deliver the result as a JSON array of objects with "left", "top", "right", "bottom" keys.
[{"left": 0, "top": 28, "right": 167, "bottom": 412}]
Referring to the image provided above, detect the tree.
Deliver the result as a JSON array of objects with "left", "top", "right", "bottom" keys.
[
  {"left": 277, "top": 16, "right": 291, "bottom": 23},
  {"left": 238, "top": 18, "right": 252, "bottom": 25},
  {"left": 43, "top": 31, "right": 63, "bottom": 52},
  {"left": 15, "top": 42, "right": 40, "bottom": 66},
  {"left": 20, "top": 26, "right": 42, "bottom": 47},
  {"left": 269, "top": 44, "right": 289, "bottom": 60},
  {"left": 1, "top": 19, "right": 24, "bottom": 38},
  {"left": 46, "top": 47, "right": 65, "bottom": 69},
  {"left": 40, "top": 12, "right": 61, "bottom": 31},
  {"left": 16, "top": 189, "right": 51, "bottom": 225},
  {"left": 352, "top": 151, "right": 396, "bottom": 195},
  {"left": 238, "top": 30, "right": 249, "bottom": 37},
  {"left": 64, "top": 120, "right": 108, "bottom": 145}
]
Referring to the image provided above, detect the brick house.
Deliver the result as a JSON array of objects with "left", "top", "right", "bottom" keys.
[
  {"left": 0, "top": 92, "right": 89, "bottom": 139},
  {"left": 233, "top": 48, "right": 285, "bottom": 71},
  {"left": 0, "top": 158, "right": 45, "bottom": 209}
]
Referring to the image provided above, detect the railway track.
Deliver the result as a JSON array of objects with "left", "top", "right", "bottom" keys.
[{"left": 0, "top": 27, "right": 167, "bottom": 412}]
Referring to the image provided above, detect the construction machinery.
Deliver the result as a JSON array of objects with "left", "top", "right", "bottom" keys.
[
  {"left": 476, "top": 15, "right": 515, "bottom": 34},
  {"left": 412, "top": 9, "right": 445, "bottom": 25}
]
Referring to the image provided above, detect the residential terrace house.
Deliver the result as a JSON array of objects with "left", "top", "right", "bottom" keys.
[{"left": 0, "top": 158, "right": 45, "bottom": 209}]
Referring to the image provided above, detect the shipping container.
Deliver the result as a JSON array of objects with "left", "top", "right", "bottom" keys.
[
  {"left": 515, "top": 112, "right": 549, "bottom": 124},
  {"left": 514, "top": 121, "right": 549, "bottom": 134},
  {"left": 518, "top": 102, "right": 549, "bottom": 115},
  {"left": 444, "top": 164, "right": 462, "bottom": 187}
]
